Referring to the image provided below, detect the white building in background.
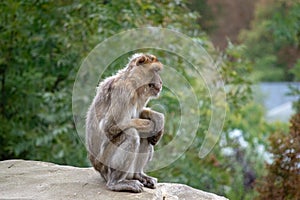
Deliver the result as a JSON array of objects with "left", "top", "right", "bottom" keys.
[{"left": 254, "top": 82, "right": 300, "bottom": 122}]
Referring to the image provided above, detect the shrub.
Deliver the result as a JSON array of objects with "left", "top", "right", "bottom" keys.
[{"left": 256, "top": 113, "right": 300, "bottom": 199}]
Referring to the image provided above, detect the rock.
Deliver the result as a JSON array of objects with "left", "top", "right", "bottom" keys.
[{"left": 0, "top": 160, "right": 228, "bottom": 200}]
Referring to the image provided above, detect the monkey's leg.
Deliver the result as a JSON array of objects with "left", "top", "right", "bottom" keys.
[
  {"left": 140, "top": 108, "right": 164, "bottom": 132},
  {"left": 106, "top": 128, "right": 144, "bottom": 193},
  {"left": 132, "top": 139, "right": 157, "bottom": 189}
]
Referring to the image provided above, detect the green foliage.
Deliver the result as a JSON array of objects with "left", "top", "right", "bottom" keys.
[
  {"left": 290, "top": 59, "right": 300, "bottom": 81},
  {"left": 239, "top": 0, "right": 300, "bottom": 81},
  {"left": 188, "top": 0, "right": 216, "bottom": 33},
  {"left": 0, "top": 0, "right": 207, "bottom": 166},
  {"left": 0, "top": 0, "right": 98, "bottom": 166},
  {"left": 287, "top": 59, "right": 300, "bottom": 113},
  {"left": 220, "top": 42, "right": 253, "bottom": 110},
  {"left": 256, "top": 113, "right": 300, "bottom": 200},
  {"left": 270, "top": 0, "right": 300, "bottom": 46},
  {"left": 288, "top": 86, "right": 300, "bottom": 113}
]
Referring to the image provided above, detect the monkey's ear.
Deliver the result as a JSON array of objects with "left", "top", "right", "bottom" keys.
[
  {"left": 137, "top": 56, "right": 146, "bottom": 65},
  {"left": 150, "top": 55, "right": 158, "bottom": 62}
]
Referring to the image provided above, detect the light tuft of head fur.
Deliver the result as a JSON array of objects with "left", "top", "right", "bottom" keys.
[{"left": 129, "top": 53, "right": 144, "bottom": 61}]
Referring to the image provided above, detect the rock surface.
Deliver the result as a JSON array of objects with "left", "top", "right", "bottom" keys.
[{"left": 0, "top": 160, "right": 228, "bottom": 200}]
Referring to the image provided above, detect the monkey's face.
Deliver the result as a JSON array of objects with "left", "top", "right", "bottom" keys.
[{"left": 130, "top": 54, "right": 163, "bottom": 98}]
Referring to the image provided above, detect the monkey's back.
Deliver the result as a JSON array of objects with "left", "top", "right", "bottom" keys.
[{"left": 86, "top": 76, "right": 116, "bottom": 159}]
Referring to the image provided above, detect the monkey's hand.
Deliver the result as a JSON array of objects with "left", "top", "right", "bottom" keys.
[
  {"left": 140, "top": 108, "right": 164, "bottom": 145},
  {"left": 148, "top": 130, "right": 164, "bottom": 146}
]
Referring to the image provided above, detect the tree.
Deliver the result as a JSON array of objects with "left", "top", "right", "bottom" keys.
[
  {"left": 239, "top": 0, "right": 300, "bottom": 81},
  {"left": 0, "top": 0, "right": 205, "bottom": 168},
  {"left": 256, "top": 113, "right": 300, "bottom": 199},
  {"left": 0, "top": 0, "right": 98, "bottom": 165}
]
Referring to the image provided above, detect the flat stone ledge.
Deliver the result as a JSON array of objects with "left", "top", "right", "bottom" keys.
[{"left": 0, "top": 160, "right": 228, "bottom": 200}]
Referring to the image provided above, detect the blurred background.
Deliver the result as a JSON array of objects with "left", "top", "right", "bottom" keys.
[{"left": 0, "top": 0, "right": 299, "bottom": 199}]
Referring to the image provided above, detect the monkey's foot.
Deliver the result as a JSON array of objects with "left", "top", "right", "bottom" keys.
[
  {"left": 135, "top": 173, "right": 157, "bottom": 189},
  {"left": 107, "top": 180, "right": 143, "bottom": 193}
]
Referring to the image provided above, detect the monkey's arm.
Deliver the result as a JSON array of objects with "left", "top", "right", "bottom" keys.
[
  {"left": 140, "top": 108, "right": 164, "bottom": 145},
  {"left": 104, "top": 88, "right": 155, "bottom": 137},
  {"left": 108, "top": 118, "right": 154, "bottom": 135}
]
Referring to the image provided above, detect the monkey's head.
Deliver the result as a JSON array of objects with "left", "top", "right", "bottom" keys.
[{"left": 126, "top": 53, "right": 163, "bottom": 98}]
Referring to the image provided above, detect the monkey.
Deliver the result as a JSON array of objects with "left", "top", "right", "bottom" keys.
[{"left": 86, "top": 53, "right": 164, "bottom": 193}]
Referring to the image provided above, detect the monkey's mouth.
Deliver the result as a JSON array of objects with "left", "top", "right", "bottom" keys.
[{"left": 148, "top": 83, "right": 161, "bottom": 94}]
